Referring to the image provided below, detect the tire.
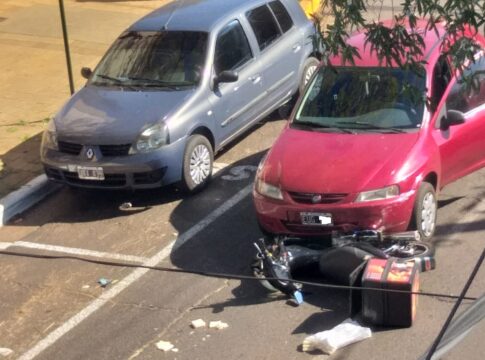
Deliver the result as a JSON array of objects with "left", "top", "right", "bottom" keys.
[
  {"left": 299, "top": 57, "right": 320, "bottom": 93},
  {"left": 180, "top": 135, "right": 213, "bottom": 193},
  {"left": 410, "top": 182, "right": 438, "bottom": 241}
]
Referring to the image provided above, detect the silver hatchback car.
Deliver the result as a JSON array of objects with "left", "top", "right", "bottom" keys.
[{"left": 41, "top": 0, "right": 320, "bottom": 191}]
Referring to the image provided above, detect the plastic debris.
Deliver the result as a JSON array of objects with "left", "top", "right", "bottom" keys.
[
  {"left": 172, "top": 348, "right": 179, "bottom": 353},
  {"left": 0, "top": 348, "right": 13, "bottom": 357},
  {"left": 209, "top": 321, "right": 229, "bottom": 330},
  {"left": 155, "top": 341, "right": 174, "bottom": 352},
  {"left": 82, "top": 285, "right": 90, "bottom": 290},
  {"left": 293, "top": 290, "right": 304, "bottom": 305},
  {"left": 119, "top": 202, "right": 132, "bottom": 211},
  {"left": 191, "top": 319, "right": 207, "bottom": 328},
  {"left": 302, "top": 319, "right": 371, "bottom": 354},
  {"left": 97, "top": 278, "right": 111, "bottom": 288}
]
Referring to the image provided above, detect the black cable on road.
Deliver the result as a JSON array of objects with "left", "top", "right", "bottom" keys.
[
  {"left": 423, "top": 247, "right": 485, "bottom": 360},
  {"left": 0, "top": 249, "right": 479, "bottom": 301}
]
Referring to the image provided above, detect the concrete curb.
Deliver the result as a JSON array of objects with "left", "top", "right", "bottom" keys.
[{"left": 0, "top": 174, "right": 61, "bottom": 226}]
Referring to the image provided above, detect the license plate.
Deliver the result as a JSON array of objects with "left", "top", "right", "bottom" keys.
[
  {"left": 300, "top": 212, "right": 332, "bottom": 226},
  {"left": 77, "top": 166, "right": 104, "bottom": 180}
]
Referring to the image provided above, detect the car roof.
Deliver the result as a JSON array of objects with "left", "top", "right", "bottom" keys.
[
  {"left": 130, "top": 0, "right": 266, "bottom": 33},
  {"left": 330, "top": 19, "right": 447, "bottom": 67}
]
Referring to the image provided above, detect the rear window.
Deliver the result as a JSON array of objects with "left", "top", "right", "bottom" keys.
[
  {"left": 246, "top": 5, "right": 281, "bottom": 51},
  {"left": 269, "top": 1, "right": 293, "bottom": 33}
]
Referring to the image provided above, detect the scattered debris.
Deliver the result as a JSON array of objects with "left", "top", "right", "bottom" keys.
[
  {"left": 209, "top": 321, "right": 229, "bottom": 330},
  {"left": 155, "top": 341, "right": 174, "bottom": 352},
  {"left": 82, "top": 285, "right": 90, "bottom": 290},
  {"left": 119, "top": 202, "right": 132, "bottom": 211},
  {"left": 302, "top": 319, "right": 371, "bottom": 354},
  {"left": 172, "top": 348, "right": 179, "bottom": 353},
  {"left": 97, "top": 278, "right": 111, "bottom": 288},
  {"left": 191, "top": 319, "right": 206, "bottom": 328},
  {"left": 0, "top": 348, "right": 13, "bottom": 357}
]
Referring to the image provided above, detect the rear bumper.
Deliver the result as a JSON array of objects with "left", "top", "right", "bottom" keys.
[
  {"left": 41, "top": 137, "right": 186, "bottom": 190},
  {"left": 253, "top": 188, "right": 416, "bottom": 236}
]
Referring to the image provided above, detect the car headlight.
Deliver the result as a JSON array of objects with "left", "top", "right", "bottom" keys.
[
  {"left": 42, "top": 119, "right": 58, "bottom": 150},
  {"left": 355, "top": 185, "right": 399, "bottom": 203},
  {"left": 255, "top": 178, "right": 283, "bottom": 200},
  {"left": 132, "top": 123, "right": 169, "bottom": 153}
]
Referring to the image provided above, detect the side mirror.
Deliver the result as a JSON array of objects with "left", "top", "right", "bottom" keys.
[
  {"left": 215, "top": 70, "right": 238, "bottom": 85},
  {"left": 81, "top": 67, "right": 93, "bottom": 79},
  {"left": 441, "top": 109, "right": 465, "bottom": 130}
]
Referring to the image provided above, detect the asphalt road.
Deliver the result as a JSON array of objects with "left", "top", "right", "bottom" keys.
[{"left": 0, "top": 114, "right": 484, "bottom": 360}]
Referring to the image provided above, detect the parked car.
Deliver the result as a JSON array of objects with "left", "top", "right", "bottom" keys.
[
  {"left": 253, "top": 20, "right": 485, "bottom": 240},
  {"left": 41, "top": 0, "right": 321, "bottom": 192}
]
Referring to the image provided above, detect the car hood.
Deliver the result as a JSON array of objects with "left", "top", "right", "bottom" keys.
[
  {"left": 55, "top": 86, "right": 195, "bottom": 144},
  {"left": 262, "top": 127, "right": 420, "bottom": 193}
]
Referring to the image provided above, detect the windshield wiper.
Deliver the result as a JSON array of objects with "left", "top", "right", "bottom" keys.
[
  {"left": 336, "top": 121, "right": 406, "bottom": 133},
  {"left": 94, "top": 74, "right": 138, "bottom": 91},
  {"left": 292, "top": 121, "right": 355, "bottom": 134},
  {"left": 126, "top": 77, "right": 192, "bottom": 90}
]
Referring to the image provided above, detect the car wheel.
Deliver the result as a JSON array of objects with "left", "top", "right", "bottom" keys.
[
  {"left": 411, "top": 182, "right": 437, "bottom": 241},
  {"left": 181, "top": 135, "right": 213, "bottom": 193},
  {"left": 299, "top": 57, "right": 320, "bottom": 93}
]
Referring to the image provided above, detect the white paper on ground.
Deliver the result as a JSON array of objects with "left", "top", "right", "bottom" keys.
[{"left": 302, "top": 319, "right": 372, "bottom": 354}]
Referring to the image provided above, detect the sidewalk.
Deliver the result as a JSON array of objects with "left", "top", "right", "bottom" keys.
[{"left": 0, "top": 0, "right": 168, "bottom": 198}]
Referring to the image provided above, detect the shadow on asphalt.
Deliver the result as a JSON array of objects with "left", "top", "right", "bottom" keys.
[{"left": 0, "top": 133, "right": 43, "bottom": 198}]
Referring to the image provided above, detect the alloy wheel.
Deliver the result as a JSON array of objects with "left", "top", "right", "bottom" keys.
[
  {"left": 420, "top": 192, "right": 437, "bottom": 237},
  {"left": 189, "top": 144, "right": 211, "bottom": 185}
]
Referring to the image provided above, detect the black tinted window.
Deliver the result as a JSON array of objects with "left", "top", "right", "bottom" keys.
[
  {"left": 269, "top": 1, "right": 293, "bottom": 33},
  {"left": 447, "top": 54, "right": 485, "bottom": 113},
  {"left": 215, "top": 20, "right": 253, "bottom": 74},
  {"left": 246, "top": 5, "right": 281, "bottom": 50}
]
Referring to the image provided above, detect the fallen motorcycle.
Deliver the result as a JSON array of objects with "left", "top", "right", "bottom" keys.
[{"left": 252, "top": 230, "right": 435, "bottom": 304}]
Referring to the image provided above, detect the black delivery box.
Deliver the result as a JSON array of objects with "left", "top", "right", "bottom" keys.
[{"left": 361, "top": 258, "right": 419, "bottom": 327}]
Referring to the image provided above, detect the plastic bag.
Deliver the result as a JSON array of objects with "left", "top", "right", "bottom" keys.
[{"left": 302, "top": 318, "right": 371, "bottom": 354}]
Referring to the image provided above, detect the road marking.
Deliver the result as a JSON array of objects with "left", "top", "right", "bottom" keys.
[
  {"left": 221, "top": 165, "right": 258, "bottom": 181},
  {"left": 212, "top": 162, "right": 229, "bottom": 175},
  {"left": 18, "top": 183, "right": 252, "bottom": 360},
  {"left": 12, "top": 241, "right": 149, "bottom": 263},
  {"left": 0, "top": 242, "right": 12, "bottom": 250}
]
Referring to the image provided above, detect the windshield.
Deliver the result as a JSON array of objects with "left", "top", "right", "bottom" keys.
[
  {"left": 91, "top": 31, "right": 208, "bottom": 89},
  {"left": 294, "top": 67, "right": 426, "bottom": 132}
]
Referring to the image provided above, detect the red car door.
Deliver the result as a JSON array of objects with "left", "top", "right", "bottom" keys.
[{"left": 434, "top": 52, "right": 485, "bottom": 186}]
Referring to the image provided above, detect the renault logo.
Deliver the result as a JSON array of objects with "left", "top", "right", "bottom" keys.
[
  {"left": 311, "top": 194, "right": 322, "bottom": 204},
  {"left": 86, "top": 148, "right": 95, "bottom": 160}
]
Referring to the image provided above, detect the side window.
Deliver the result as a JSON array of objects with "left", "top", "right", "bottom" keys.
[
  {"left": 447, "top": 53, "right": 485, "bottom": 113},
  {"left": 214, "top": 20, "right": 253, "bottom": 74},
  {"left": 431, "top": 55, "right": 452, "bottom": 112},
  {"left": 246, "top": 5, "right": 282, "bottom": 51},
  {"left": 269, "top": 0, "right": 294, "bottom": 33}
]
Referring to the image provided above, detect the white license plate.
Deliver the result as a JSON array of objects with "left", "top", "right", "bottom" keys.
[
  {"left": 300, "top": 212, "right": 332, "bottom": 226},
  {"left": 77, "top": 166, "right": 104, "bottom": 180}
]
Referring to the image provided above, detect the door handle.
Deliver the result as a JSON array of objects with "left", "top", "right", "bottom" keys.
[
  {"left": 292, "top": 44, "right": 301, "bottom": 53},
  {"left": 249, "top": 74, "right": 261, "bottom": 84}
]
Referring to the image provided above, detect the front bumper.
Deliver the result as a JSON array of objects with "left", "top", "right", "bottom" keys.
[
  {"left": 253, "top": 188, "right": 416, "bottom": 235},
  {"left": 41, "top": 137, "right": 186, "bottom": 189}
]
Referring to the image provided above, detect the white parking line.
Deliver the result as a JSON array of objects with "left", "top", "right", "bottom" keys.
[
  {"left": 0, "top": 242, "right": 12, "bottom": 250},
  {"left": 11, "top": 241, "right": 149, "bottom": 263},
  {"left": 18, "top": 183, "right": 252, "bottom": 360},
  {"left": 212, "top": 162, "right": 229, "bottom": 175}
]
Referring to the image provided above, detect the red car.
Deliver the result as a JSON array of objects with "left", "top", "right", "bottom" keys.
[{"left": 253, "top": 21, "right": 485, "bottom": 240}]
